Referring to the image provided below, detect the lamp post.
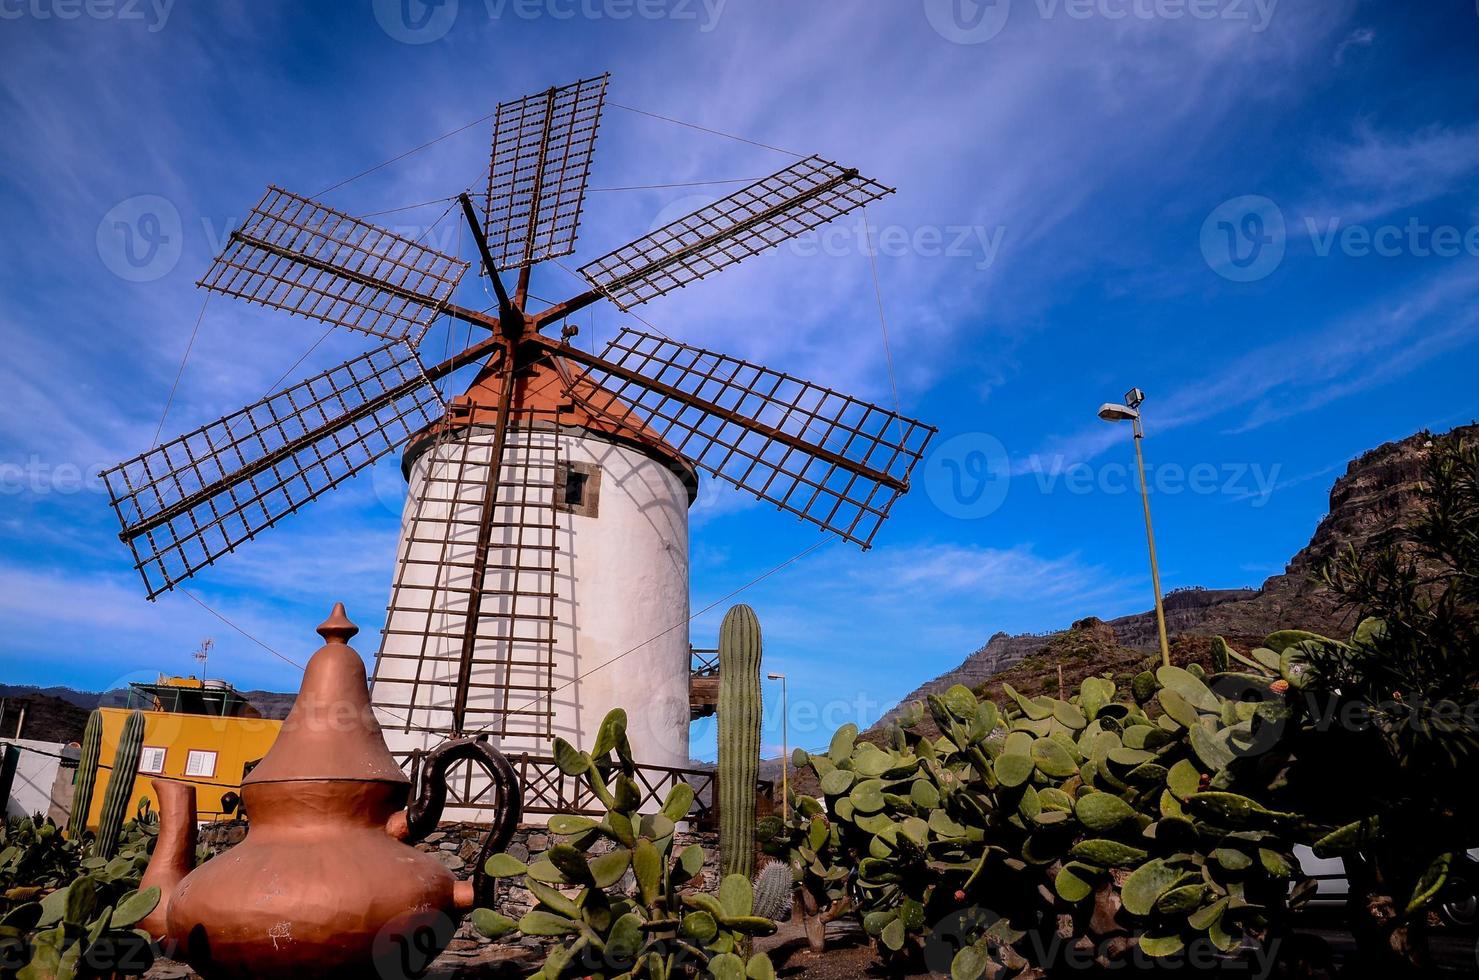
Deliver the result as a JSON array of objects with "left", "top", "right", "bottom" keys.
[
  {"left": 766, "top": 672, "right": 789, "bottom": 822},
  {"left": 1097, "top": 388, "right": 1171, "bottom": 669}
]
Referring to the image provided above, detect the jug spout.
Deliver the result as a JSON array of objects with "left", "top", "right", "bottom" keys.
[
  {"left": 137, "top": 779, "right": 197, "bottom": 939},
  {"left": 453, "top": 880, "right": 476, "bottom": 913}
]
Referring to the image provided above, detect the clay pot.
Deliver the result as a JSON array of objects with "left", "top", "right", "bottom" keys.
[
  {"left": 162, "top": 604, "right": 518, "bottom": 980},
  {"left": 137, "top": 779, "right": 197, "bottom": 939}
]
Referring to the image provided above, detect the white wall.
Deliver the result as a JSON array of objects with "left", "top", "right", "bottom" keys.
[
  {"left": 369, "top": 425, "right": 692, "bottom": 823},
  {"left": 2, "top": 739, "right": 66, "bottom": 822}
]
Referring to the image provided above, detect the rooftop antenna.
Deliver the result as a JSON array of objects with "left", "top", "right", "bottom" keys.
[{"left": 194, "top": 638, "right": 214, "bottom": 680}]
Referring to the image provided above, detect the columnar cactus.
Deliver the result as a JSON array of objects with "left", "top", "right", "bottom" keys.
[
  {"left": 94, "top": 711, "right": 145, "bottom": 859},
  {"left": 717, "top": 604, "right": 763, "bottom": 880},
  {"left": 67, "top": 710, "right": 103, "bottom": 838},
  {"left": 751, "top": 860, "right": 793, "bottom": 922}
]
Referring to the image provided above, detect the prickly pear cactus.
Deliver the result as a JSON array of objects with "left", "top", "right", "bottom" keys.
[
  {"left": 784, "top": 662, "right": 1314, "bottom": 977},
  {"left": 473, "top": 709, "right": 779, "bottom": 980},
  {"left": 15, "top": 838, "right": 160, "bottom": 977},
  {"left": 717, "top": 604, "right": 763, "bottom": 881}
]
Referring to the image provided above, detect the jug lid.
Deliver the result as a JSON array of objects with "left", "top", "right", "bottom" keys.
[{"left": 244, "top": 604, "right": 410, "bottom": 786}]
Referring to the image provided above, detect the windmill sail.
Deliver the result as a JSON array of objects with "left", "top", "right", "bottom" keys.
[
  {"left": 544, "top": 329, "right": 934, "bottom": 549},
  {"left": 482, "top": 74, "right": 609, "bottom": 270},
  {"left": 578, "top": 156, "right": 894, "bottom": 309},
  {"left": 103, "top": 69, "right": 933, "bottom": 623},
  {"left": 104, "top": 341, "right": 443, "bottom": 598},
  {"left": 199, "top": 186, "right": 469, "bottom": 342},
  {"left": 97, "top": 71, "right": 941, "bottom": 829}
]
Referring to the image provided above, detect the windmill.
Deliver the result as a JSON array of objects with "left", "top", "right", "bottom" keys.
[{"left": 102, "top": 74, "right": 935, "bottom": 821}]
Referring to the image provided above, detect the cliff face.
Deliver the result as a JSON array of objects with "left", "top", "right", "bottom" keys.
[{"left": 877, "top": 423, "right": 1476, "bottom": 726}]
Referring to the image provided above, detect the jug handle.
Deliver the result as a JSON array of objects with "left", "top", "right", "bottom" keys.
[{"left": 385, "top": 735, "right": 522, "bottom": 912}]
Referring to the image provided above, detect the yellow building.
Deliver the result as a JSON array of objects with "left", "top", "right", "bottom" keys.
[{"left": 84, "top": 677, "right": 282, "bottom": 829}]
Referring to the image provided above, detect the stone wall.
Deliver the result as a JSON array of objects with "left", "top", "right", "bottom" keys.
[{"left": 198, "top": 818, "right": 247, "bottom": 856}]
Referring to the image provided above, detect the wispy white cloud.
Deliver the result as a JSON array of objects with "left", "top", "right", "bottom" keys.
[
  {"left": 1301, "top": 120, "right": 1479, "bottom": 222},
  {"left": 686, "top": 539, "right": 1141, "bottom": 750},
  {"left": 0, "top": 561, "right": 319, "bottom": 691},
  {"left": 688, "top": 479, "right": 763, "bottom": 529},
  {"left": 1023, "top": 263, "right": 1479, "bottom": 470},
  {"left": 1223, "top": 462, "right": 1339, "bottom": 505},
  {"left": 1333, "top": 27, "right": 1375, "bottom": 65},
  {"left": 549, "top": 0, "right": 1359, "bottom": 404}
]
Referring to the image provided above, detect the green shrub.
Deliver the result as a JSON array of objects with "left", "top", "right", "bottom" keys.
[{"left": 0, "top": 817, "right": 81, "bottom": 905}]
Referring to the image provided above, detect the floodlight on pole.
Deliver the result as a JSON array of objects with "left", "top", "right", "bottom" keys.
[
  {"left": 1097, "top": 390, "right": 1171, "bottom": 668},
  {"left": 766, "top": 672, "right": 789, "bottom": 822},
  {"left": 1097, "top": 403, "right": 1139, "bottom": 423}
]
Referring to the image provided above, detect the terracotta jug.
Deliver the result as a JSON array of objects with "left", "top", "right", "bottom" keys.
[
  {"left": 137, "top": 779, "right": 197, "bottom": 939},
  {"left": 163, "top": 604, "right": 521, "bottom": 980}
]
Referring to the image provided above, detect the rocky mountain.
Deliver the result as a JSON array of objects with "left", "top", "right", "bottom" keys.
[
  {"left": 232, "top": 691, "right": 297, "bottom": 719},
  {"left": 0, "top": 691, "right": 91, "bottom": 745},
  {"left": 0, "top": 686, "right": 100, "bottom": 713},
  {"left": 876, "top": 423, "right": 1476, "bottom": 727}
]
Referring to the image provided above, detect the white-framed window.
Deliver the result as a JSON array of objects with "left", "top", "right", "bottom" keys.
[
  {"left": 139, "top": 746, "right": 167, "bottom": 775},
  {"left": 184, "top": 750, "right": 218, "bottom": 779}
]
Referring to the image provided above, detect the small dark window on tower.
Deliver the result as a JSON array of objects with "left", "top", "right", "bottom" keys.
[
  {"left": 555, "top": 461, "right": 601, "bottom": 518},
  {"left": 564, "top": 468, "right": 588, "bottom": 507}
]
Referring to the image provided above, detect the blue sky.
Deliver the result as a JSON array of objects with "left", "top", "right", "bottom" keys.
[{"left": 1, "top": 1, "right": 1476, "bottom": 762}]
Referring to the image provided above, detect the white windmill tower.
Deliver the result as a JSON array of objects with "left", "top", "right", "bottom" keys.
[
  {"left": 101, "top": 74, "right": 935, "bottom": 824},
  {"left": 372, "top": 347, "right": 701, "bottom": 784}
]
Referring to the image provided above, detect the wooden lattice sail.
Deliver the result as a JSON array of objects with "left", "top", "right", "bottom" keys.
[{"left": 100, "top": 73, "right": 936, "bottom": 822}]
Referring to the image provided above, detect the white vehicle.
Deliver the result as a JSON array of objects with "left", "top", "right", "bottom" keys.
[{"left": 1296, "top": 846, "right": 1479, "bottom": 928}]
